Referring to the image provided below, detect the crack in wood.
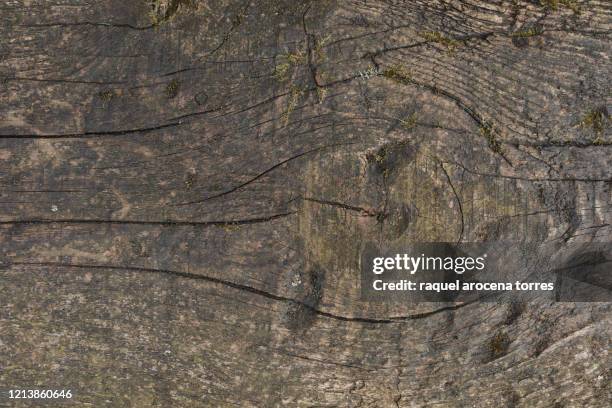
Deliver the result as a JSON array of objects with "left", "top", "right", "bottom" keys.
[
  {"left": 0, "top": 122, "right": 182, "bottom": 139},
  {"left": 173, "top": 142, "right": 358, "bottom": 206},
  {"left": 9, "top": 261, "right": 480, "bottom": 325},
  {"left": 0, "top": 212, "right": 296, "bottom": 227}
]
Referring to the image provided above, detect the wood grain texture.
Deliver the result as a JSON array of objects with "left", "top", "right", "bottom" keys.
[{"left": 1, "top": 0, "right": 610, "bottom": 406}]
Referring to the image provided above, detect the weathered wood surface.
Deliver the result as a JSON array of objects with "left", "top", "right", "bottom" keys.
[{"left": 0, "top": 0, "right": 610, "bottom": 406}]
